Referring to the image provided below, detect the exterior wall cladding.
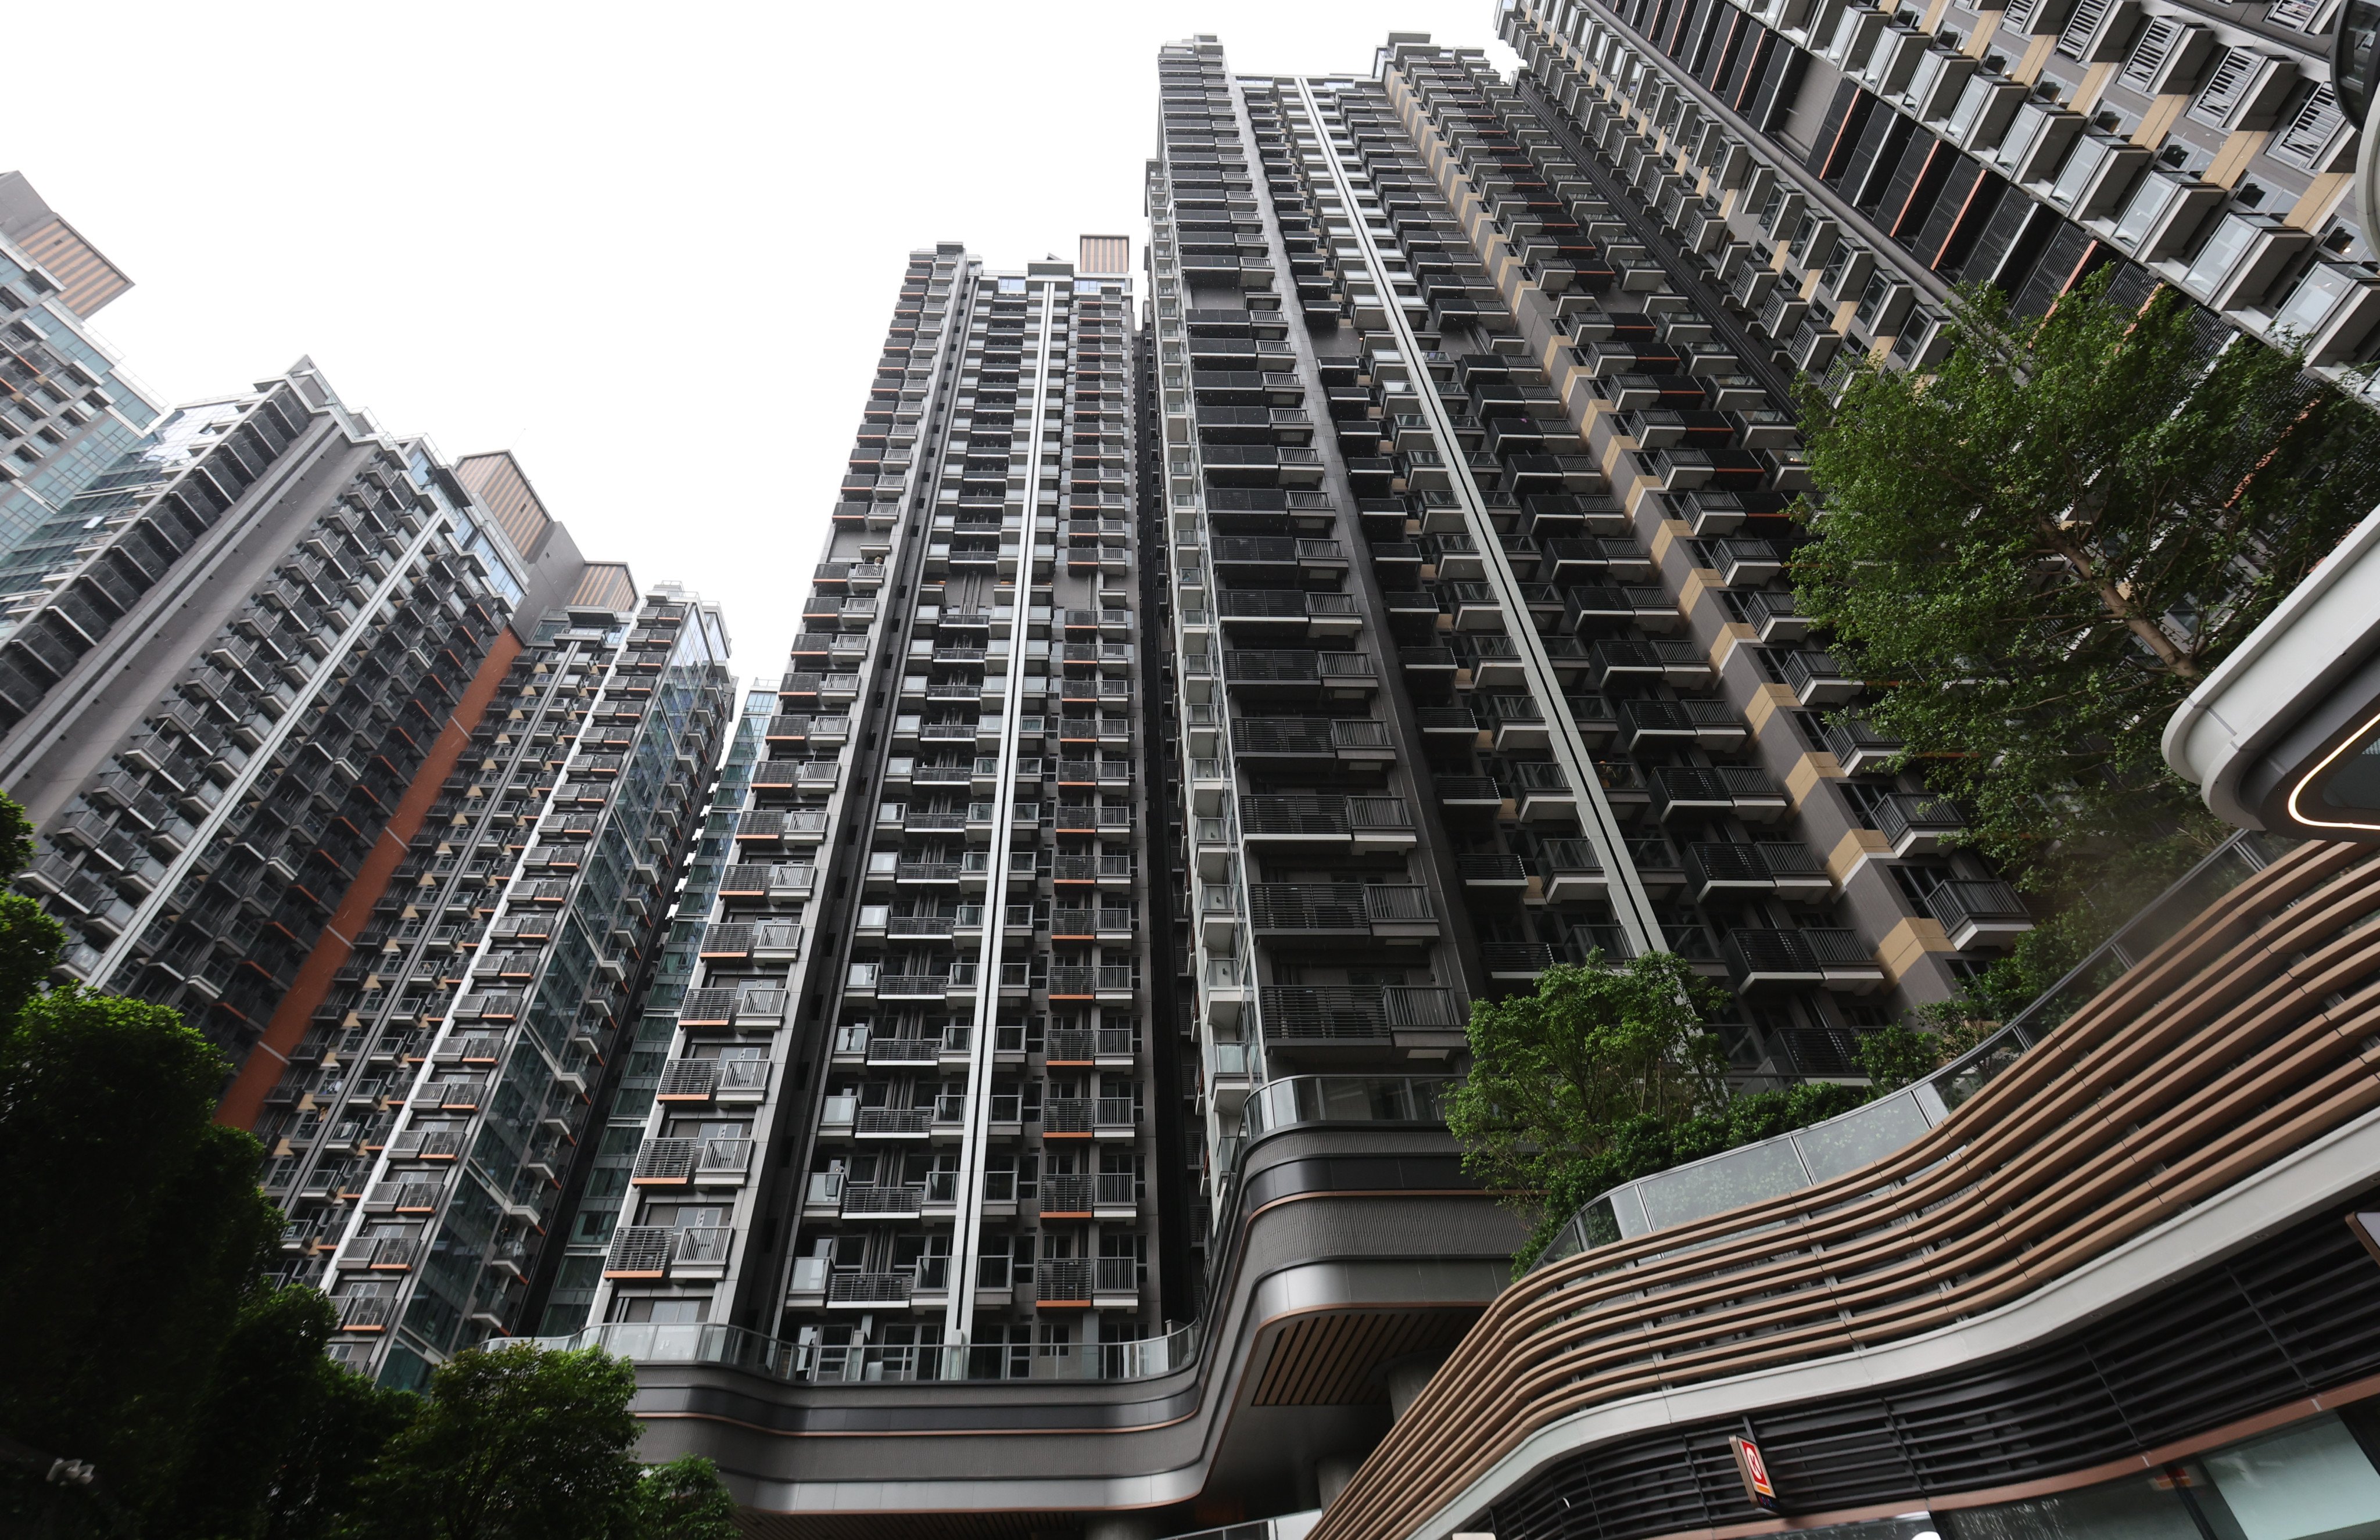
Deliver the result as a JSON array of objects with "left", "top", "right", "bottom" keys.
[{"left": 544, "top": 29, "right": 2238, "bottom": 1539}]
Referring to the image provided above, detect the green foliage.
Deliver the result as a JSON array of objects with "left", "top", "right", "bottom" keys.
[
  {"left": 1445, "top": 954, "right": 1730, "bottom": 1200},
  {"left": 1447, "top": 957, "right": 1880, "bottom": 1272},
  {"left": 1794, "top": 272, "right": 2380, "bottom": 946},
  {"left": 1855, "top": 1023, "right": 1941, "bottom": 1093},
  {"left": 262, "top": 1356, "right": 420, "bottom": 1540},
  {"left": 148, "top": 1284, "right": 418, "bottom": 1540},
  {"left": 343, "top": 1343, "right": 664, "bottom": 1540},
  {"left": 0, "top": 985, "right": 280, "bottom": 1521},
  {"left": 0, "top": 781, "right": 732, "bottom": 1539},
  {"left": 626, "top": 1457, "right": 738, "bottom": 1540}
]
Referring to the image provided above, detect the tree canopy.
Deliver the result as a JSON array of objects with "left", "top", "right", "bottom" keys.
[
  {"left": 1793, "top": 274, "right": 2380, "bottom": 1000},
  {"left": 1446, "top": 955, "right": 1872, "bottom": 1269},
  {"left": 342, "top": 1344, "right": 733, "bottom": 1540}
]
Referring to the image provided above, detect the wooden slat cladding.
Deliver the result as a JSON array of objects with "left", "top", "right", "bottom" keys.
[
  {"left": 1316, "top": 840, "right": 2380, "bottom": 1540},
  {"left": 1253, "top": 1309, "right": 1482, "bottom": 1405},
  {"left": 17, "top": 218, "right": 131, "bottom": 318}
]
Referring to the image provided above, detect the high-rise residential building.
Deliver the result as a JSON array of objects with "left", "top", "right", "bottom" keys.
[
  {"left": 1496, "top": 0, "right": 2373, "bottom": 388},
  {"left": 0, "top": 171, "right": 164, "bottom": 564},
  {"left": 534, "top": 681, "right": 773, "bottom": 1337},
  {"left": 0, "top": 337, "right": 742, "bottom": 1389},
  {"left": 547, "top": 238, "right": 1186, "bottom": 1370},
  {"left": 284, "top": 581, "right": 734, "bottom": 1387},
  {"left": 0, "top": 362, "right": 535, "bottom": 1064},
  {"left": 533, "top": 30, "right": 2076, "bottom": 1536}
]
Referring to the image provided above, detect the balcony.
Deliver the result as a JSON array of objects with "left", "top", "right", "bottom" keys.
[
  {"left": 1047, "top": 965, "right": 1137, "bottom": 999},
  {"left": 855, "top": 1107, "right": 934, "bottom": 1139},
  {"left": 1590, "top": 639, "right": 1711, "bottom": 688},
  {"left": 1537, "top": 838, "right": 1606, "bottom": 902},
  {"left": 1873, "top": 792, "right": 1966, "bottom": 856},
  {"left": 1649, "top": 765, "right": 1789, "bottom": 825},
  {"left": 716, "top": 863, "right": 816, "bottom": 904},
  {"left": 1246, "top": 884, "right": 1438, "bottom": 939},
  {"left": 1684, "top": 841, "right": 1833, "bottom": 903},
  {"left": 1239, "top": 795, "right": 1414, "bottom": 847},
  {"left": 1823, "top": 715, "right": 1903, "bottom": 774},
  {"left": 1741, "top": 590, "right": 1808, "bottom": 644},
  {"left": 1482, "top": 942, "right": 1561, "bottom": 979},
  {"left": 827, "top": 1272, "right": 916, "bottom": 1307},
  {"left": 1458, "top": 853, "right": 1528, "bottom": 890},
  {"left": 1924, "top": 879, "right": 2033, "bottom": 949},
  {"left": 1031, "top": 1257, "right": 1141, "bottom": 1308},
  {"left": 655, "top": 1056, "right": 770, "bottom": 1102},
  {"left": 1710, "top": 538, "right": 1785, "bottom": 586},
  {"left": 1723, "top": 928, "right": 1885, "bottom": 992},
  {"left": 1045, "top": 1025, "right": 1139, "bottom": 1063},
  {"left": 1260, "top": 984, "right": 1464, "bottom": 1046},
  {"left": 864, "top": 1033, "right": 942, "bottom": 1065},
  {"left": 841, "top": 1183, "right": 927, "bottom": 1219},
  {"left": 1782, "top": 649, "right": 1861, "bottom": 706},
  {"left": 604, "top": 1225, "right": 734, "bottom": 1280},
  {"left": 1217, "top": 588, "right": 1363, "bottom": 638},
  {"left": 1224, "top": 649, "right": 1378, "bottom": 694},
  {"left": 1230, "top": 716, "right": 1397, "bottom": 762},
  {"left": 1617, "top": 698, "right": 1744, "bottom": 751},
  {"left": 630, "top": 1136, "right": 754, "bottom": 1186}
]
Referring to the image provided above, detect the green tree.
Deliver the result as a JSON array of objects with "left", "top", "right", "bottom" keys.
[
  {"left": 1793, "top": 273, "right": 2380, "bottom": 999},
  {"left": 626, "top": 1458, "right": 737, "bottom": 1540},
  {"left": 343, "top": 1342, "right": 730, "bottom": 1540},
  {"left": 1452, "top": 958, "right": 1891, "bottom": 1269},
  {"left": 1445, "top": 953, "right": 1730, "bottom": 1200},
  {"left": 1854, "top": 1023, "right": 1942, "bottom": 1094},
  {"left": 150, "top": 1283, "right": 419, "bottom": 1540},
  {"left": 262, "top": 1355, "right": 420, "bottom": 1540},
  {"left": 0, "top": 985, "right": 282, "bottom": 1525}
]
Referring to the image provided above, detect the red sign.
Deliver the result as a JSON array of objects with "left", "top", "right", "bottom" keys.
[{"left": 1730, "top": 1434, "right": 1781, "bottom": 1512}]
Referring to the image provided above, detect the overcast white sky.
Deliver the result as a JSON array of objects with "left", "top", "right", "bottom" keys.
[{"left": 15, "top": 2, "right": 1514, "bottom": 681}]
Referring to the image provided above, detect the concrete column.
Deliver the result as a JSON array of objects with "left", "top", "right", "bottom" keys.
[
  {"left": 1386, "top": 1351, "right": 1450, "bottom": 1420},
  {"left": 1316, "top": 1453, "right": 1364, "bottom": 1509}
]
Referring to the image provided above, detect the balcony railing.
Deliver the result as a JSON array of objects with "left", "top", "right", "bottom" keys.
[
  {"left": 1260, "top": 984, "right": 1464, "bottom": 1040},
  {"left": 1924, "top": 878, "right": 2033, "bottom": 947},
  {"left": 1872, "top": 792, "right": 1966, "bottom": 854}
]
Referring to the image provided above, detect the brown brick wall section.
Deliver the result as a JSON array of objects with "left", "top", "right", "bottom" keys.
[{"left": 216, "top": 628, "right": 523, "bottom": 1129}]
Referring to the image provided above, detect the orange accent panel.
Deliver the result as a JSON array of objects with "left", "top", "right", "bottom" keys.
[{"left": 216, "top": 629, "right": 522, "bottom": 1129}]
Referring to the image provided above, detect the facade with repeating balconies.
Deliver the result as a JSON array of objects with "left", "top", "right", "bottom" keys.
[
  {"left": 284, "top": 583, "right": 734, "bottom": 1385},
  {"left": 511, "top": 33, "right": 2062, "bottom": 1540},
  {"left": 0, "top": 365, "right": 547, "bottom": 1073},
  {"left": 1497, "top": 0, "right": 2376, "bottom": 393},
  {"left": 0, "top": 171, "right": 163, "bottom": 565}
]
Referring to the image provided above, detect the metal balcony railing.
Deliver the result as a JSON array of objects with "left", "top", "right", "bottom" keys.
[
  {"left": 841, "top": 1184, "right": 926, "bottom": 1218},
  {"left": 1823, "top": 713, "right": 1903, "bottom": 771},
  {"left": 1924, "top": 878, "right": 2031, "bottom": 940},
  {"left": 1873, "top": 792, "right": 1967, "bottom": 851}
]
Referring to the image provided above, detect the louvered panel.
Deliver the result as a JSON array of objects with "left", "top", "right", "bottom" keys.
[
  {"left": 2272, "top": 82, "right": 2348, "bottom": 168},
  {"left": 1482, "top": 1204, "right": 2380, "bottom": 1540},
  {"left": 2189, "top": 47, "right": 2260, "bottom": 126},
  {"left": 2057, "top": 0, "right": 2113, "bottom": 56}
]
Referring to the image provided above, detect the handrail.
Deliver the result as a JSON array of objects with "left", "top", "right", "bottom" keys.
[{"left": 1528, "top": 828, "right": 2293, "bottom": 1270}]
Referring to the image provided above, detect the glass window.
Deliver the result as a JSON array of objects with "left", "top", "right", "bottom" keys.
[
  {"left": 2274, "top": 262, "right": 2361, "bottom": 341},
  {"left": 2200, "top": 1413, "right": 2380, "bottom": 1538},
  {"left": 2185, "top": 216, "right": 2259, "bottom": 296}
]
